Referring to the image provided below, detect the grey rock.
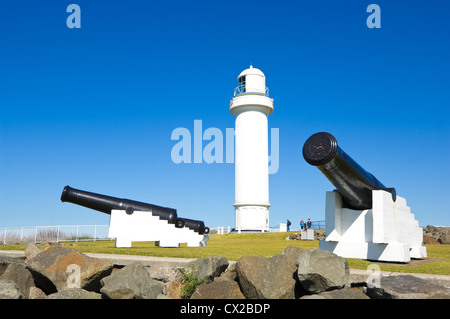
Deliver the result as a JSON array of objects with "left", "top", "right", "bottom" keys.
[
  {"left": 439, "top": 234, "right": 450, "bottom": 245},
  {"left": 365, "top": 275, "right": 449, "bottom": 299},
  {"left": 296, "top": 248, "right": 350, "bottom": 294},
  {"left": 25, "top": 242, "right": 42, "bottom": 261},
  {"left": 146, "top": 264, "right": 183, "bottom": 283},
  {"left": 423, "top": 235, "right": 439, "bottom": 245},
  {"left": 0, "top": 279, "right": 26, "bottom": 299},
  {"left": 315, "top": 230, "right": 326, "bottom": 241},
  {"left": 26, "top": 246, "right": 114, "bottom": 294},
  {"left": 215, "top": 263, "right": 238, "bottom": 283},
  {"left": 0, "top": 256, "right": 24, "bottom": 277},
  {"left": 47, "top": 288, "right": 103, "bottom": 299},
  {"left": 183, "top": 256, "right": 229, "bottom": 283},
  {"left": 100, "top": 262, "right": 163, "bottom": 299},
  {"left": 427, "top": 293, "right": 450, "bottom": 299},
  {"left": 300, "top": 294, "right": 327, "bottom": 299},
  {"left": 146, "top": 264, "right": 183, "bottom": 296},
  {"left": 428, "top": 278, "right": 450, "bottom": 290},
  {"left": 349, "top": 273, "right": 368, "bottom": 287},
  {"left": 288, "top": 233, "right": 301, "bottom": 240},
  {"left": 190, "top": 280, "right": 245, "bottom": 299},
  {"left": 28, "top": 286, "right": 47, "bottom": 299},
  {"left": 1, "top": 262, "right": 35, "bottom": 297},
  {"left": 423, "top": 225, "right": 450, "bottom": 245},
  {"left": 300, "top": 287, "right": 370, "bottom": 299},
  {"left": 235, "top": 246, "right": 305, "bottom": 299}
]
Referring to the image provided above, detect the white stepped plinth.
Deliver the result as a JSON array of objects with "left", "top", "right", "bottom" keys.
[
  {"left": 319, "top": 190, "right": 426, "bottom": 263},
  {"left": 108, "top": 210, "right": 208, "bottom": 248}
]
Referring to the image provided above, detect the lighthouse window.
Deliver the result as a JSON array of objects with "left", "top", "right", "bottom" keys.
[{"left": 238, "top": 76, "right": 246, "bottom": 93}]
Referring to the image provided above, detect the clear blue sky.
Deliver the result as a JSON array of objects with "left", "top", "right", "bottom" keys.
[{"left": 1, "top": 0, "right": 449, "bottom": 230}]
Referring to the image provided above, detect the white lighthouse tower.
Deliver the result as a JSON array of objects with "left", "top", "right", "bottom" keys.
[{"left": 230, "top": 66, "right": 274, "bottom": 232}]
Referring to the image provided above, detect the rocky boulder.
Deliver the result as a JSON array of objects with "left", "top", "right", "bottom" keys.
[
  {"left": 191, "top": 280, "right": 245, "bottom": 299},
  {"left": 423, "top": 225, "right": 450, "bottom": 244},
  {"left": 235, "top": 246, "right": 304, "bottom": 299},
  {"left": 439, "top": 234, "right": 450, "bottom": 245},
  {"left": 146, "top": 264, "right": 183, "bottom": 298},
  {"left": 423, "top": 235, "right": 439, "bottom": 245},
  {"left": 0, "top": 278, "right": 26, "bottom": 299},
  {"left": 26, "top": 246, "right": 114, "bottom": 294},
  {"left": 25, "top": 242, "right": 42, "bottom": 260},
  {"left": 47, "top": 288, "right": 103, "bottom": 299},
  {"left": 300, "top": 287, "right": 370, "bottom": 299},
  {"left": 0, "top": 256, "right": 23, "bottom": 277},
  {"left": 28, "top": 286, "right": 47, "bottom": 299},
  {"left": 288, "top": 233, "right": 301, "bottom": 240},
  {"left": 1, "top": 262, "right": 35, "bottom": 297},
  {"left": 215, "top": 262, "right": 238, "bottom": 282},
  {"left": 366, "top": 275, "right": 449, "bottom": 299},
  {"left": 183, "top": 256, "right": 229, "bottom": 283},
  {"left": 0, "top": 243, "right": 448, "bottom": 300},
  {"left": 100, "top": 262, "right": 163, "bottom": 299},
  {"left": 146, "top": 264, "right": 182, "bottom": 283},
  {"left": 296, "top": 248, "right": 350, "bottom": 294},
  {"left": 315, "top": 230, "right": 326, "bottom": 241}
]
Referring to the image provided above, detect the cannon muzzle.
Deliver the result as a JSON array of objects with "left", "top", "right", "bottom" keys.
[
  {"left": 302, "top": 132, "right": 396, "bottom": 210},
  {"left": 176, "top": 218, "right": 210, "bottom": 235},
  {"left": 61, "top": 185, "right": 178, "bottom": 224}
]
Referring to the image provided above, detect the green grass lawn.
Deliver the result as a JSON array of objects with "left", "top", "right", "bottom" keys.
[{"left": 2, "top": 232, "right": 449, "bottom": 275}]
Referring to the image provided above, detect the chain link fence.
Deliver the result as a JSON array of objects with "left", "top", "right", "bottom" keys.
[{"left": 0, "top": 225, "right": 111, "bottom": 245}]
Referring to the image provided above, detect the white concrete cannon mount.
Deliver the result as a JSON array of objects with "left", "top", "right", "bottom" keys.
[
  {"left": 108, "top": 210, "right": 208, "bottom": 248},
  {"left": 319, "top": 190, "right": 427, "bottom": 263}
]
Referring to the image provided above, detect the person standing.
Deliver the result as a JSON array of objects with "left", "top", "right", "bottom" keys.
[
  {"left": 307, "top": 218, "right": 312, "bottom": 229},
  {"left": 300, "top": 220, "right": 305, "bottom": 230},
  {"left": 286, "top": 219, "right": 291, "bottom": 232}
]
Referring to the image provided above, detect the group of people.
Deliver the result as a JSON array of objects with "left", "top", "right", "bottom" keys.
[
  {"left": 300, "top": 218, "right": 312, "bottom": 230},
  {"left": 286, "top": 218, "right": 312, "bottom": 232}
]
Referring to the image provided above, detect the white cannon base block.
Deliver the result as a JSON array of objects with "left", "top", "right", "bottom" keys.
[
  {"left": 234, "top": 205, "right": 270, "bottom": 232},
  {"left": 301, "top": 229, "right": 314, "bottom": 240},
  {"left": 108, "top": 210, "right": 208, "bottom": 248},
  {"left": 320, "top": 190, "right": 426, "bottom": 263}
]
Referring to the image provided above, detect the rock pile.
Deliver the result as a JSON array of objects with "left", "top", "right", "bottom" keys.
[
  {"left": 287, "top": 230, "right": 326, "bottom": 241},
  {"left": 0, "top": 243, "right": 448, "bottom": 299},
  {"left": 423, "top": 225, "right": 450, "bottom": 245}
]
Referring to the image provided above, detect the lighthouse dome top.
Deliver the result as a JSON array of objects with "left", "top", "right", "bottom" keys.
[
  {"left": 230, "top": 65, "right": 273, "bottom": 115},
  {"left": 237, "top": 65, "right": 265, "bottom": 80},
  {"left": 234, "top": 65, "right": 268, "bottom": 96}
]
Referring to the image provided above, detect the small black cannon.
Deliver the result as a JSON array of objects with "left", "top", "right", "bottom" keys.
[
  {"left": 61, "top": 186, "right": 209, "bottom": 234},
  {"left": 302, "top": 132, "right": 396, "bottom": 210}
]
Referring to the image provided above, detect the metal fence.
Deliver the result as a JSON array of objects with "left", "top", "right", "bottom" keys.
[
  {"left": 211, "top": 220, "right": 325, "bottom": 235},
  {"left": 0, "top": 225, "right": 111, "bottom": 245},
  {"left": 1, "top": 220, "right": 326, "bottom": 243},
  {"left": 310, "top": 220, "right": 325, "bottom": 230}
]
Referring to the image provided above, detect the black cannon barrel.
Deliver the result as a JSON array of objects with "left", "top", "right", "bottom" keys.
[
  {"left": 61, "top": 185, "right": 178, "bottom": 224},
  {"left": 176, "top": 218, "right": 210, "bottom": 235},
  {"left": 302, "top": 132, "right": 396, "bottom": 210}
]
